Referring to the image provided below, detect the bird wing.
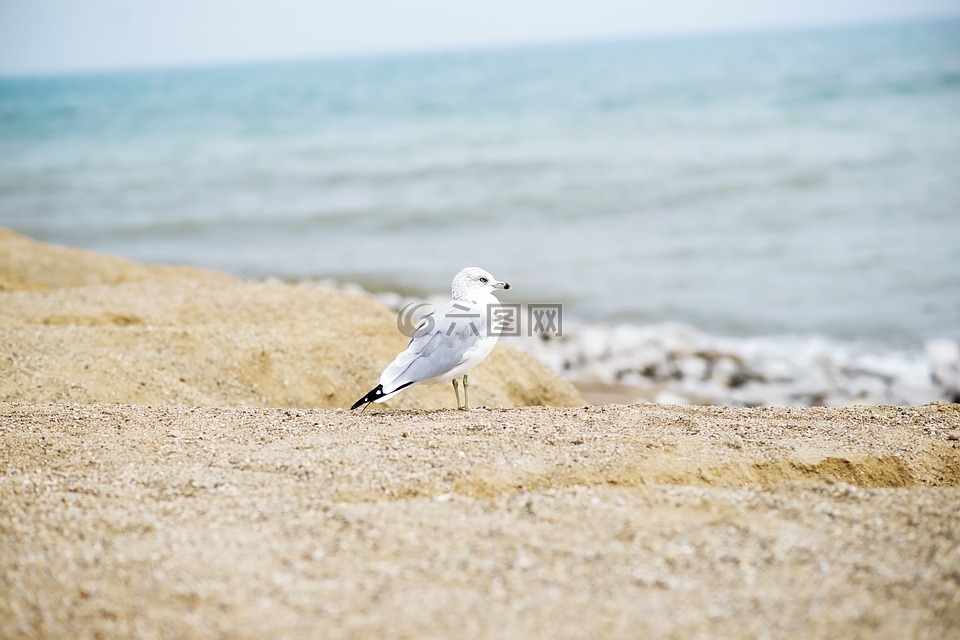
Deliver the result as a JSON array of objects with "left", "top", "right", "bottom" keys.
[{"left": 379, "top": 300, "right": 487, "bottom": 393}]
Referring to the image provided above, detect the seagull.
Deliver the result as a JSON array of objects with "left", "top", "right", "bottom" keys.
[{"left": 351, "top": 267, "right": 511, "bottom": 410}]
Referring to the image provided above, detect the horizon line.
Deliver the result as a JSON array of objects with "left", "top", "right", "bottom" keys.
[{"left": 1, "top": 11, "right": 958, "bottom": 81}]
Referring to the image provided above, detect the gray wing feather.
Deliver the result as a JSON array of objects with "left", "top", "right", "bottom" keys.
[{"left": 379, "top": 302, "right": 484, "bottom": 392}]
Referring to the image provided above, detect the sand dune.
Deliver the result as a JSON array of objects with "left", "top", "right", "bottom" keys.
[
  {"left": 0, "top": 228, "right": 583, "bottom": 410},
  {"left": 1, "top": 229, "right": 958, "bottom": 638}
]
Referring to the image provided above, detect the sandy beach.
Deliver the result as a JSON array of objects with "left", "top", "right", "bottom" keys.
[{"left": 2, "top": 230, "right": 959, "bottom": 638}]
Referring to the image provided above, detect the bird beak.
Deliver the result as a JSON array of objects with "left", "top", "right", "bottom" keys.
[{"left": 496, "top": 281, "right": 511, "bottom": 290}]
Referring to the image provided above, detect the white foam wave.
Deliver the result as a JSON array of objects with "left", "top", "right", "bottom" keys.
[{"left": 514, "top": 321, "right": 960, "bottom": 407}]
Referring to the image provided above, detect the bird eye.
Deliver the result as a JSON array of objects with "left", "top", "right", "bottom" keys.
[{"left": 479, "top": 277, "right": 488, "bottom": 283}]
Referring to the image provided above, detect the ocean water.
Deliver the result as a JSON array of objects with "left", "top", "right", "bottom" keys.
[{"left": 2, "top": 18, "right": 959, "bottom": 355}]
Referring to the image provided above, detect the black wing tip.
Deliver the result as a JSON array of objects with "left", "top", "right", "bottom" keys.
[{"left": 350, "top": 384, "right": 385, "bottom": 410}]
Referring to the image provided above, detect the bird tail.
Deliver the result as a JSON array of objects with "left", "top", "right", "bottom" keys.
[
  {"left": 350, "top": 380, "right": 419, "bottom": 410},
  {"left": 350, "top": 384, "right": 385, "bottom": 410}
]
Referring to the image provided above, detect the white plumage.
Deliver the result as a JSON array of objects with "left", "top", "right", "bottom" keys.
[{"left": 351, "top": 267, "right": 511, "bottom": 410}]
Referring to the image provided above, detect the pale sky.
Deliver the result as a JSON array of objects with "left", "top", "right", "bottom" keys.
[{"left": 1, "top": 0, "right": 959, "bottom": 76}]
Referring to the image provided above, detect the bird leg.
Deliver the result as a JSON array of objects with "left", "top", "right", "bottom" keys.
[
  {"left": 452, "top": 378, "right": 462, "bottom": 410},
  {"left": 463, "top": 375, "right": 470, "bottom": 410}
]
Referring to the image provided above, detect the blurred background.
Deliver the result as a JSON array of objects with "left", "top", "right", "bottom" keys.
[{"left": 1, "top": 1, "right": 959, "bottom": 406}]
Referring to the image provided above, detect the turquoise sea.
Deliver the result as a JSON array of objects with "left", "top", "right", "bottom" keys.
[{"left": 2, "top": 18, "right": 959, "bottom": 350}]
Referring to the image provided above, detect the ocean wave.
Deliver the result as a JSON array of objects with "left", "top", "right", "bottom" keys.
[{"left": 513, "top": 321, "right": 960, "bottom": 408}]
